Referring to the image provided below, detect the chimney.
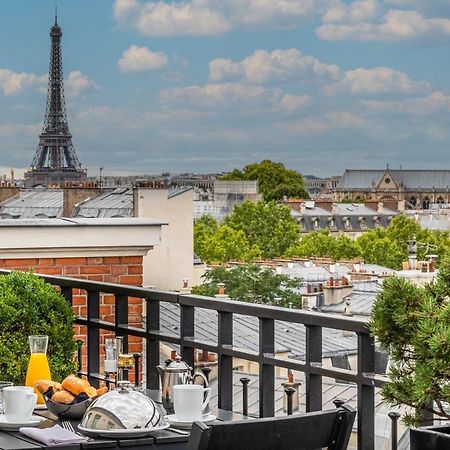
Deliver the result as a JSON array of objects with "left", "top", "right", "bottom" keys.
[
  {"left": 323, "top": 278, "right": 353, "bottom": 305},
  {"left": 0, "top": 186, "right": 20, "bottom": 203},
  {"left": 63, "top": 186, "right": 101, "bottom": 217}
]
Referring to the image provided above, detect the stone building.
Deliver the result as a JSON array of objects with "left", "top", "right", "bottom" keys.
[{"left": 335, "top": 169, "right": 450, "bottom": 209}]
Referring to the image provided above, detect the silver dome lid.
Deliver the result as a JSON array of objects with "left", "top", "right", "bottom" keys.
[{"left": 81, "top": 384, "right": 166, "bottom": 431}]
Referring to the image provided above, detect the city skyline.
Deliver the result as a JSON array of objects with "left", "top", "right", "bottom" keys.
[{"left": 0, "top": 0, "right": 450, "bottom": 178}]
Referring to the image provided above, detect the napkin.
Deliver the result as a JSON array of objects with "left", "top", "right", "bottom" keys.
[{"left": 19, "top": 424, "right": 88, "bottom": 446}]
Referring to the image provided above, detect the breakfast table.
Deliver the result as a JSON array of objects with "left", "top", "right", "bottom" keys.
[{"left": 0, "top": 390, "right": 247, "bottom": 450}]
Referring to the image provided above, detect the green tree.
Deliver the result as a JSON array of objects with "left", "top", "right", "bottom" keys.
[
  {"left": 196, "top": 225, "right": 260, "bottom": 264},
  {"left": 370, "top": 251, "right": 450, "bottom": 424},
  {"left": 220, "top": 160, "right": 309, "bottom": 201},
  {"left": 356, "top": 228, "right": 405, "bottom": 269},
  {"left": 194, "top": 215, "right": 219, "bottom": 260},
  {"left": 225, "top": 201, "right": 299, "bottom": 258},
  {"left": 287, "top": 230, "right": 359, "bottom": 261},
  {"left": 192, "top": 264, "right": 302, "bottom": 307}
]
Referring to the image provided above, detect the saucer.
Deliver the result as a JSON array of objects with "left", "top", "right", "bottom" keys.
[
  {"left": 164, "top": 414, "right": 216, "bottom": 429},
  {"left": 0, "top": 414, "right": 45, "bottom": 430}
]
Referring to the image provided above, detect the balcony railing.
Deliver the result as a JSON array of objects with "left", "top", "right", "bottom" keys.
[{"left": 2, "top": 271, "right": 386, "bottom": 450}]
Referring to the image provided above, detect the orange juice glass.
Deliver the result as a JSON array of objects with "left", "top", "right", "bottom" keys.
[{"left": 25, "top": 335, "right": 51, "bottom": 404}]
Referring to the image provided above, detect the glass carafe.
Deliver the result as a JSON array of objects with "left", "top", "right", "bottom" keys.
[{"left": 25, "top": 335, "right": 51, "bottom": 404}]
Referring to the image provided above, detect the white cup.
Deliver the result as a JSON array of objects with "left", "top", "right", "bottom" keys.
[
  {"left": 173, "top": 384, "right": 211, "bottom": 422},
  {"left": 3, "top": 386, "right": 37, "bottom": 422}
]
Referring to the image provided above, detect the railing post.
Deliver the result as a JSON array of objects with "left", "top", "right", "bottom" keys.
[
  {"left": 115, "top": 295, "right": 129, "bottom": 379},
  {"left": 180, "top": 303, "right": 194, "bottom": 368},
  {"left": 259, "top": 318, "right": 275, "bottom": 418},
  {"left": 305, "top": 324, "right": 322, "bottom": 412},
  {"left": 284, "top": 387, "right": 295, "bottom": 416},
  {"left": 240, "top": 377, "right": 250, "bottom": 416},
  {"left": 357, "top": 332, "right": 375, "bottom": 450},
  {"left": 146, "top": 298, "right": 160, "bottom": 390},
  {"left": 218, "top": 311, "right": 233, "bottom": 411},
  {"left": 87, "top": 290, "right": 100, "bottom": 387},
  {"left": 388, "top": 411, "right": 400, "bottom": 450},
  {"left": 61, "top": 286, "right": 73, "bottom": 306}
]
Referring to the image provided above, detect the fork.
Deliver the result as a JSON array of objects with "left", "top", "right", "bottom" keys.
[{"left": 61, "top": 421, "right": 78, "bottom": 434}]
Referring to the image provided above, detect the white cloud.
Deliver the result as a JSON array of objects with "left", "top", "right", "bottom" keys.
[
  {"left": 118, "top": 45, "right": 169, "bottom": 73},
  {"left": 0, "top": 123, "right": 40, "bottom": 136},
  {"left": 324, "top": 66, "right": 430, "bottom": 95},
  {"left": 363, "top": 91, "right": 450, "bottom": 115},
  {"left": 0, "top": 69, "right": 46, "bottom": 96},
  {"left": 276, "top": 94, "right": 313, "bottom": 112},
  {"left": 160, "top": 82, "right": 278, "bottom": 110},
  {"left": 317, "top": 3, "right": 450, "bottom": 41},
  {"left": 113, "top": 0, "right": 329, "bottom": 37},
  {"left": 209, "top": 48, "right": 340, "bottom": 84},
  {"left": 283, "top": 111, "right": 367, "bottom": 134},
  {"left": 65, "top": 71, "right": 100, "bottom": 96},
  {"left": 159, "top": 81, "right": 311, "bottom": 114}
]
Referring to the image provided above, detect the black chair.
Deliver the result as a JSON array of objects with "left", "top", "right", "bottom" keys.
[{"left": 187, "top": 405, "right": 356, "bottom": 450}]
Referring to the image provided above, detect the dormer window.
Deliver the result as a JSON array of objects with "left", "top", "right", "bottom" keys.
[
  {"left": 328, "top": 217, "right": 336, "bottom": 228},
  {"left": 312, "top": 217, "right": 320, "bottom": 229},
  {"left": 359, "top": 216, "right": 367, "bottom": 229},
  {"left": 343, "top": 216, "right": 351, "bottom": 228},
  {"left": 298, "top": 217, "right": 305, "bottom": 228}
]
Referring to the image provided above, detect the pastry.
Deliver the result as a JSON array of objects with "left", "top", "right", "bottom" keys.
[
  {"left": 51, "top": 390, "right": 75, "bottom": 405},
  {"left": 61, "top": 375, "right": 85, "bottom": 395}
]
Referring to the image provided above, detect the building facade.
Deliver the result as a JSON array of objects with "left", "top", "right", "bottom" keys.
[{"left": 335, "top": 169, "right": 450, "bottom": 209}]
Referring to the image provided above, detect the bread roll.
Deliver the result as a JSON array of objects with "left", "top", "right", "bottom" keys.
[
  {"left": 61, "top": 375, "right": 85, "bottom": 395},
  {"left": 52, "top": 390, "right": 75, "bottom": 405},
  {"left": 34, "top": 380, "right": 58, "bottom": 394}
]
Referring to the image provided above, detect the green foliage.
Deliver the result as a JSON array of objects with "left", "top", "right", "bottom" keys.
[
  {"left": 0, "top": 271, "right": 77, "bottom": 384},
  {"left": 220, "top": 160, "right": 309, "bottom": 201},
  {"left": 225, "top": 201, "right": 299, "bottom": 259},
  {"left": 192, "top": 264, "right": 302, "bottom": 307},
  {"left": 287, "top": 230, "right": 360, "bottom": 261},
  {"left": 370, "top": 251, "right": 450, "bottom": 424},
  {"left": 356, "top": 228, "right": 406, "bottom": 269}
]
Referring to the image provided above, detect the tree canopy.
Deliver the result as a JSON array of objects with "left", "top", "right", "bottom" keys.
[
  {"left": 220, "top": 160, "right": 309, "bottom": 201},
  {"left": 370, "top": 251, "right": 450, "bottom": 425},
  {"left": 191, "top": 264, "right": 302, "bottom": 307}
]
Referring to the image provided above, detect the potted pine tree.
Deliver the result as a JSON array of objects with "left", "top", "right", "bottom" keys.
[{"left": 370, "top": 251, "right": 450, "bottom": 448}]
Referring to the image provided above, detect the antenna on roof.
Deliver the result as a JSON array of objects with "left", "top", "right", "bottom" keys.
[{"left": 55, "top": 4, "right": 58, "bottom": 26}]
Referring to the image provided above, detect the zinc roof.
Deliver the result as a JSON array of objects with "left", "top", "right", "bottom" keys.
[
  {"left": 338, "top": 169, "right": 450, "bottom": 190},
  {"left": 0, "top": 189, "right": 63, "bottom": 218}
]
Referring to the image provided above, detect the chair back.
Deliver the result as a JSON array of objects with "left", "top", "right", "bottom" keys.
[{"left": 187, "top": 405, "right": 356, "bottom": 450}]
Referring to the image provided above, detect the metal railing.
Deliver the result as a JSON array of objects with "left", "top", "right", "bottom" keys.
[{"left": 5, "top": 271, "right": 385, "bottom": 450}]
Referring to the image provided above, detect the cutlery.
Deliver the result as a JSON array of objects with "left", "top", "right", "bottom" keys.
[{"left": 168, "top": 427, "right": 190, "bottom": 435}]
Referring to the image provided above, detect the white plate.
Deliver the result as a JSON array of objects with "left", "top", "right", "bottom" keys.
[
  {"left": 0, "top": 414, "right": 45, "bottom": 430},
  {"left": 164, "top": 414, "right": 216, "bottom": 429},
  {"left": 77, "top": 423, "right": 170, "bottom": 438}
]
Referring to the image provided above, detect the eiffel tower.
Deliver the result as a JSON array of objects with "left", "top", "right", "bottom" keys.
[{"left": 25, "top": 12, "right": 86, "bottom": 187}]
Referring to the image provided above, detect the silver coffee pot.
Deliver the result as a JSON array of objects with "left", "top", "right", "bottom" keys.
[{"left": 157, "top": 355, "right": 208, "bottom": 413}]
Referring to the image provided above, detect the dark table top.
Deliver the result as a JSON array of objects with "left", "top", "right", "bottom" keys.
[{"left": 0, "top": 390, "right": 247, "bottom": 450}]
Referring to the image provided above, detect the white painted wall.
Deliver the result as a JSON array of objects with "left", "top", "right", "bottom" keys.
[{"left": 134, "top": 188, "right": 195, "bottom": 291}]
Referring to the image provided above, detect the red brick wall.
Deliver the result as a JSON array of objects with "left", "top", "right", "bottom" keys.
[{"left": 0, "top": 255, "right": 144, "bottom": 383}]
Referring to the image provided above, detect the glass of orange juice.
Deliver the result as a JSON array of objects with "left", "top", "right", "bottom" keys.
[{"left": 25, "top": 335, "right": 51, "bottom": 404}]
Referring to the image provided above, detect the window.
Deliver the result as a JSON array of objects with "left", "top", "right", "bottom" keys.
[{"left": 385, "top": 177, "right": 391, "bottom": 184}]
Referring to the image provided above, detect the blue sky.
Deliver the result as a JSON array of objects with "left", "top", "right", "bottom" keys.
[{"left": 1, "top": 0, "right": 450, "bottom": 178}]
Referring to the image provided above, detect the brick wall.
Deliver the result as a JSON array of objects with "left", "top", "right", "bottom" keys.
[{"left": 0, "top": 255, "right": 144, "bottom": 383}]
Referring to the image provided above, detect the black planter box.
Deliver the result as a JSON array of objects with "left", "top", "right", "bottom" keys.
[{"left": 410, "top": 425, "right": 450, "bottom": 449}]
